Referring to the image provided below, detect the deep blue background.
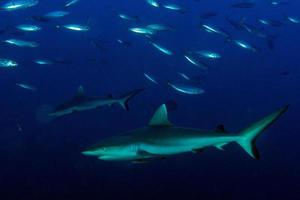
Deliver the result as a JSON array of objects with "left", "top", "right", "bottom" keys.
[{"left": 0, "top": 0, "right": 299, "bottom": 199}]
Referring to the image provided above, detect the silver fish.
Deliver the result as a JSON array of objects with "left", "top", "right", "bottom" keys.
[
  {"left": 59, "top": 24, "right": 90, "bottom": 31},
  {"left": 146, "top": 24, "right": 172, "bottom": 31},
  {"left": 0, "top": 58, "right": 18, "bottom": 68},
  {"left": 233, "top": 40, "right": 257, "bottom": 52},
  {"left": 168, "top": 82, "right": 205, "bottom": 95},
  {"left": 151, "top": 42, "right": 173, "bottom": 55},
  {"left": 129, "top": 27, "right": 155, "bottom": 35},
  {"left": 287, "top": 16, "right": 299, "bottom": 24},
  {"left": 146, "top": 0, "right": 160, "bottom": 8},
  {"left": 163, "top": 3, "right": 185, "bottom": 12},
  {"left": 0, "top": 0, "right": 38, "bottom": 11},
  {"left": 44, "top": 11, "right": 70, "bottom": 19},
  {"left": 201, "top": 24, "right": 229, "bottom": 37},
  {"left": 144, "top": 73, "right": 158, "bottom": 84},
  {"left": 16, "top": 83, "right": 37, "bottom": 91},
  {"left": 178, "top": 72, "right": 190, "bottom": 80},
  {"left": 34, "top": 59, "right": 53, "bottom": 65},
  {"left": 184, "top": 54, "right": 208, "bottom": 70},
  {"left": 196, "top": 50, "right": 221, "bottom": 59},
  {"left": 65, "top": 0, "right": 79, "bottom": 8},
  {"left": 119, "top": 14, "right": 138, "bottom": 21},
  {"left": 4, "top": 39, "right": 39, "bottom": 47},
  {"left": 16, "top": 24, "right": 41, "bottom": 32}
]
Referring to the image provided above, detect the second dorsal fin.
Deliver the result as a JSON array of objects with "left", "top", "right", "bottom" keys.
[
  {"left": 149, "top": 104, "right": 172, "bottom": 127},
  {"left": 73, "top": 85, "right": 85, "bottom": 100},
  {"left": 215, "top": 124, "right": 227, "bottom": 133}
]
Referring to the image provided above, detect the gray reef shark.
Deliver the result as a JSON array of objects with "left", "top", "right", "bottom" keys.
[
  {"left": 83, "top": 104, "right": 288, "bottom": 162},
  {"left": 49, "top": 86, "right": 143, "bottom": 117}
]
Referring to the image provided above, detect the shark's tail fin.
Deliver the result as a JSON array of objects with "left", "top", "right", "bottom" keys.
[
  {"left": 119, "top": 89, "right": 144, "bottom": 111},
  {"left": 236, "top": 105, "right": 289, "bottom": 159}
]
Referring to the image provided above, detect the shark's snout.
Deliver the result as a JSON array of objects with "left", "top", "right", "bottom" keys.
[{"left": 82, "top": 151, "right": 97, "bottom": 156}]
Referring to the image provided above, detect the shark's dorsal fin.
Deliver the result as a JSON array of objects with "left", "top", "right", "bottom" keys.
[
  {"left": 149, "top": 104, "right": 172, "bottom": 127},
  {"left": 72, "top": 85, "right": 86, "bottom": 101},
  {"left": 75, "top": 85, "right": 85, "bottom": 97},
  {"left": 215, "top": 124, "right": 227, "bottom": 133}
]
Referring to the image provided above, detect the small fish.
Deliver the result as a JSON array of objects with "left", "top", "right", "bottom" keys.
[
  {"left": 65, "top": 0, "right": 79, "bottom": 8},
  {"left": 231, "top": 2, "right": 255, "bottom": 8},
  {"left": 168, "top": 82, "right": 205, "bottom": 95},
  {"left": 286, "top": 16, "right": 299, "bottom": 24},
  {"left": 118, "top": 14, "right": 139, "bottom": 22},
  {"left": 4, "top": 39, "right": 39, "bottom": 47},
  {"left": 16, "top": 83, "right": 37, "bottom": 91},
  {"left": 117, "top": 39, "right": 132, "bottom": 47},
  {"left": 146, "top": 24, "right": 172, "bottom": 31},
  {"left": 17, "top": 123, "right": 23, "bottom": 133},
  {"left": 258, "top": 19, "right": 283, "bottom": 27},
  {"left": 33, "top": 59, "right": 53, "bottom": 65},
  {"left": 129, "top": 27, "right": 155, "bottom": 35},
  {"left": 44, "top": 11, "right": 70, "bottom": 19},
  {"left": 16, "top": 24, "right": 41, "bottom": 32},
  {"left": 0, "top": 58, "right": 18, "bottom": 68},
  {"left": 241, "top": 22, "right": 268, "bottom": 38},
  {"left": 233, "top": 40, "right": 257, "bottom": 52},
  {"left": 163, "top": 4, "right": 186, "bottom": 12},
  {"left": 144, "top": 73, "right": 158, "bottom": 84},
  {"left": 196, "top": 50, "right": 221, "bottom": 59},
  {"left": 271, "top": 1, "right": 289, "bottom": 6},
  {"left": 184, "top": 54, "right": 208, "bottom": 70},
  {"left": 151, "top": 42, "right": 173, "bottom": 55},
  {"left": 146, "top": 0, "right": 160, "bottom": 8},
  {"left": 0, "top": 0, "right": 38, "bottom": 11},
  {"left": 178, "top": 72, "right": 190, "bottom": 80},
  {"left": 58, "top": 24, "right": 90, "bottom": 31},
  {"left": 201, "top": 24, "right": 229, "bottom": 37}
]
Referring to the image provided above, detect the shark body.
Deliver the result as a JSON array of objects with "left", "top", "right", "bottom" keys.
[
  {"left": 83, "top": 104, "right": 288, "bottom": 162},
  {"left": 49, "top": 86, "right": 143, "bottom": 117}
]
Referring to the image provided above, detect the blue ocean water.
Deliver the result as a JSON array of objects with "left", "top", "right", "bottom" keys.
[{"left": 0, "top": 0, "right": 299, "bottom": 199}]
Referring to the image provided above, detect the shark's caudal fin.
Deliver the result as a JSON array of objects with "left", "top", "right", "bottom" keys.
[
  {"left": 119, "top": 89, "right": 144, "bottom": 111},
  {"left": 236, "top": 105, "right": 289, "bottom": 159}
]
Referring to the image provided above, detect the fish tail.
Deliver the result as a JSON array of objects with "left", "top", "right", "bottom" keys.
[
  {"left": 235, "top": 105, "right": 288, "bottom": 159},
  {"left": 119, "top": 89, "right": 144, "bottom": 111}
]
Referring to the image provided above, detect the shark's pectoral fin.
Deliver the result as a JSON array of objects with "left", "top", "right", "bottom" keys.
[
  {"left": 132, "top": 159, "right": 149, "bottom": 164},
  {"left": 214, "top": 143, "right": 228, "bottom": 151},
  {"left": 132, "top": 156, "right": 167, "bottom": 164},
  {"left": 137, "top": 149, "right": 160, "bottom": 157},
  {"left": 192, "top": 148, "right": 204, "bottom": 154},
  {"left": 149, "top": 104, "right": 172, "bottom": 127}
]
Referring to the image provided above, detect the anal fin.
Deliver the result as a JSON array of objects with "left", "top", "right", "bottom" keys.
[
  {"left": 192, "top": 148, "right": 204, "bottom": 154},
  {"left": 132, "top": 159, "right": 149, "bottom": 164},
  {"left": 215, "top": 143, "right": 227, "bottom": 151}
]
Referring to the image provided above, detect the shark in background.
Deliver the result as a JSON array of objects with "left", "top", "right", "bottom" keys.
[
  {"left": 49, "top": 86, "right": 143, "bottom": 117},
  {"left": 83, "top": 104, "right": 288, "bottom": 162}
]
